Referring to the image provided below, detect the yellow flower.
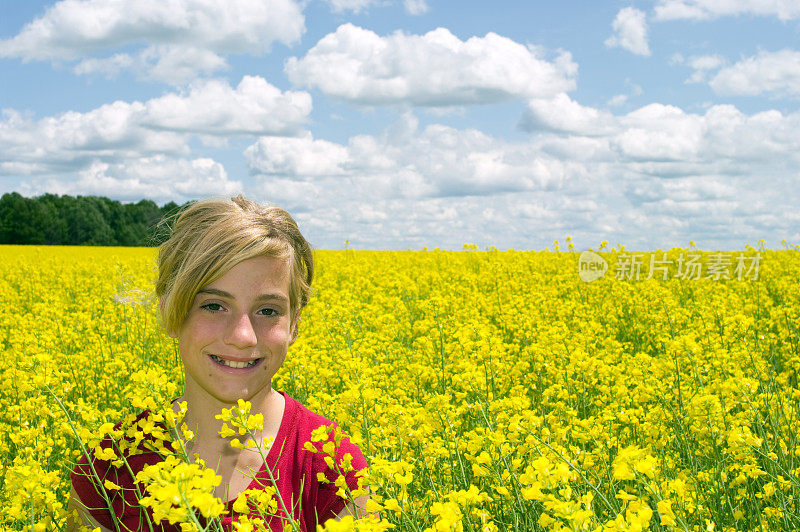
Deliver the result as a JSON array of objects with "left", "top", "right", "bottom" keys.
[
  {"left": 304, "top": 441, "right": 318, "bottom": 453},
  {"left": 318, "top": 515, "right": 355, "bottom": 531},
  {"left": 383, "top": 498, "right": 401, "bottom": 512},
  {"left": 633, "top": 455, "right": 658, "bottom": 479},
  {"left": 657, "top": 499, "right": 677, "bottom": 527},
  {"left": 311, "top": 425, "right": 331, "bottom": 443},
  {"left": 103, "top": 479, "right": 122, "bottom": 491},
  {"left": 219, "top": 423, "right": 236, "bottom": 438}
]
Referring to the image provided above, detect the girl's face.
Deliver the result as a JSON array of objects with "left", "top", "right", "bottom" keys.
[{"left": 175, "top": 255, "right": 296, "bottom": 406}]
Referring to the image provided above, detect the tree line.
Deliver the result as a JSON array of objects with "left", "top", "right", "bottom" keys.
[{"left": 0, "top": 192, "right": 186, "bottom": 246}]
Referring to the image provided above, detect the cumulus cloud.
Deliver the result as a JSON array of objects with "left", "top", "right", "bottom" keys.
[
  {"left": 687, "top": 55, "right": 726, "bottom": 71},
  {"left": 5, "top": 97, "right": 800, "bottom": 249},
  {"left": 0, "top": 76, "right": 310, "bottom": 177},
  {"left": 245, "top": 110, "right": 580, "bottom": 198},
  {"left": 245, "top": 114, "right": 568, "bottom": 198},
  {"left": 612, "top": 104, "right": 706, "bottom": 161},
  {"left": 522, "top": 93, "right": 617, "bottom": 135},
  {"left": 238, "top": 95, "right": 800, "bottom": 249},
  {"left": 612, "top": 103, "right": 800, "bottom": 166},
  {"left": 681, "top": 54, "right": 727, "bottom": 83},
  {"left": 244, "top": 102, "right": 800, "bottom": 197},
  {"left": 285, "top": 24, "right": 577, "bottom": 106},
  {"left": 0, "top": 0, "right": 305, "bottom": 83},
  {"left": 706, "top": 49, "right": 800, "bottom": 97},
  {"left": 524, "top": 94, "right": 800, "bottom": 166},
  {"left": 605, "top": 7, "right": 651, "bottom": 56},
  {"left": 73, "top": 46, "right": 230, "bottom": 85},
  {"left": 244, "top": 133, "right": 351, "bottom": 177},
  {"left": 0, "top": 76, "right": 309, "bottom": 203},
  {"left": 142, "top": 76, "right": 311, "bottom": 135},
  {"left": 0, "top": 104, "right": 187, "bottom": 174},
  {"left": 22, "top": 157, "right": 241, "bottom": 203},
  {"left": 654, "top": 0, "right": 800, "bottom": 21},
  {"left": 73, "top": 53, "right": 135, "bottom": 78}
]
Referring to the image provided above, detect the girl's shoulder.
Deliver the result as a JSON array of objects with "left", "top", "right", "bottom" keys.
[{"left": 279, "top": 393, "right": 349, "bottom": 444}]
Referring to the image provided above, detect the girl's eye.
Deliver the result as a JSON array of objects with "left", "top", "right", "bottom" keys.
[
  {"left": 258, "top": 308, "right": 278, "bottom": 316},
  {"left": 201, "top": 303, "right": 224, "bottom": 312}
]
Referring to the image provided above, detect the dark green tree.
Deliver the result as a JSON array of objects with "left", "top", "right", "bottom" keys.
[
  {"left": 0, "top": 193, "right": 192, "bottom": 246},
  {"left": 0, "top": 192, "right": 51, "bottom": 244}
]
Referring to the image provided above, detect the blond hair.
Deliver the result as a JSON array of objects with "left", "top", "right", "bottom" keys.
[{"left": 156, "top": 196, "right": 313, "bottom": 337}]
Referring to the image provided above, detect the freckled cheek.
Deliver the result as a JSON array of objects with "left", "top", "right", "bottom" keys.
[{"left": 258, "top": 323, "right": 293, "bottom": 344}]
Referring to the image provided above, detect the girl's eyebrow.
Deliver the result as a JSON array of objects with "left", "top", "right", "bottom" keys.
[
  {"left": 197, "top": 287, "right": 287, "bottom": 303},
  {"left": 197, "top": 288, "right": 231, "bottom": 298}
]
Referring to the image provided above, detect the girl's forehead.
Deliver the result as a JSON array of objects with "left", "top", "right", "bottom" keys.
[{"left": 206, "top": 256, "right": 291, "bottom": 289}]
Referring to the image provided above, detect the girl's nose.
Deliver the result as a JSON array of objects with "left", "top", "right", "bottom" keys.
[{"left": 225, "top": 312, "right": 257, "bottom": 348}]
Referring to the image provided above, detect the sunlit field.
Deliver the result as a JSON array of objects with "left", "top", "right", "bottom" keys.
[{"left": 2, "top": 244, "right": 800, "bottom": 531}]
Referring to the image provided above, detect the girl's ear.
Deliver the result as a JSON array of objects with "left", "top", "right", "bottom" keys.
[{"left": 289, "top": 312, "right": 301, "bottom": 345}]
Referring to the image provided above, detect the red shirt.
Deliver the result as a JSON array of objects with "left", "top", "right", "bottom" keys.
[{"left": 71, "top": 392, "right": 368, "bottom": 531}]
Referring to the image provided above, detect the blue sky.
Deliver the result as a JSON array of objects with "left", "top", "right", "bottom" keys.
[{"left": 1, "top": 0, "right": 799, "bottom": 250}]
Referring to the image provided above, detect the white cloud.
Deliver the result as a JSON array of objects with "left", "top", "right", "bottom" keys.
[
  {"left": 681, "top": 54, "right": 727, "bottom": 83},
  {"left": 322, "top": 0, "right": 378, "bottom": 13},
  {"left": 0, "top": 104, "right": 187, "bottom": 174},
  {"left": 285, "top": 24, "right": 577, "bottom": 106},
  {"left": 245, "top": 114, "right": 567, "bottom": 198},
  {"left": 687, "top": 54, "right": 726, "bottom": 71},
  {"left": 245, "top": 133, "right": 351, "bottom": 177},
  {"left": 0, "top": 0, "right": 305, "bottom": 82},
  {"left": 320, "top": 0, "right": 428, "bottom": 15},
  {"left": 7, "top": 95, "right": 800, "bottom": 249},
  {"left": 613, "top": 104, "right": 706, "bottom": 161},
  {"left": 142, "top": 76, "right": 311, "bottom": 135},
  {"left": 74, "top": 45, "right": 229, "bottom": 85},
  {"left": 605, "top": 7, "right": 651, "bottom": 56},
  {"left": 707, "top": 49, "right": 800, "bottom": 96},
  {"left": 610, "top": 103, "right": 800, "bottom": 165},
  {"left": 239, "top": 96, "right": 800, "bottom": 249},
  {"left": 325, "top": 0, "right": 428, "bottom": 15},
  {"left": 244, "top": 102, "right": 800, "bottom": 200},
  {"left": 607, "top": 94, "right": 629, "bottom": 107},
  {"left": 143, "top": 46, "right": 229, "bottom": 85},
  {"left": 73, "top": 53, "right": 135, "bottom": 77},
  {"left": 524, "top": 95, "right": 800, "bottom": 167},
  {"left": 522, "top": 93, "right": 616, "bottom": 135},
  {"left": 0, "top": 76, "right": 309, "bottom": 203},
  {"left": 654, "top": 0, "right": 800, "bottom": 21},
  {"left": 0, "top": 77, "right": 309, "bottom": 176},
  {"left": 404, "top": 0, "right": 429, "bottom": 15},
  {"left": 23, "top": 157, "right": 242, "bottom": 203}
]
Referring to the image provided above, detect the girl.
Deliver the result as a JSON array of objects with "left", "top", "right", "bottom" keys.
[{"left": 69, "top": 196, "right": 369, "bottom": 531}]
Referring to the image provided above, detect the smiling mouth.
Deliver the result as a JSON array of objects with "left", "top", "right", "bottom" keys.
[{"left": 209, "top": 355, "right": 261, "bottom": 369}]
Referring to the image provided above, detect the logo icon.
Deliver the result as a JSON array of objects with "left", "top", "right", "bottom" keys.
[{"left": 578, "top": 251, "right": 608, "bottom": 283}]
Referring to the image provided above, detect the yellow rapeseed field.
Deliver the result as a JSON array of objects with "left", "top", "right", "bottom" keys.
[{"left": 2, "top": 244, "right": 799, "bottom": 531}]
